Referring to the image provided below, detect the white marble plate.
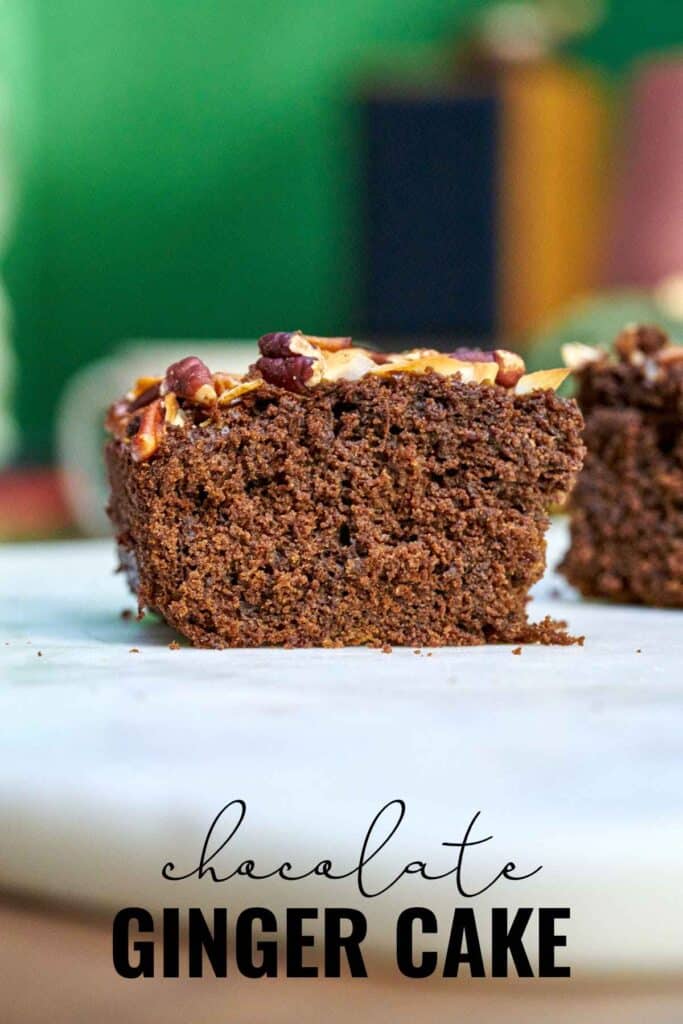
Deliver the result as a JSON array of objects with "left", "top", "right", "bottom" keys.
[{"left": 1, "top": 521, "right": 681, "bottom": 973}]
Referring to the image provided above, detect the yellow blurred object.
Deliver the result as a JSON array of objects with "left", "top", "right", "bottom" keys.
[{"left": 499, "top": 61, "right": 610, "bottom": 339}]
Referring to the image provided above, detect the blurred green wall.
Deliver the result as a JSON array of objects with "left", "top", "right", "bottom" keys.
[{"left": 4, "top": 0, "right": 683, "bottom": 460}]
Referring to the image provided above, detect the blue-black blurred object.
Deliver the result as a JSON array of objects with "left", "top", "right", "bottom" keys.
[{"left": 363, "top": 93, "right": 498, "bottom": 339}]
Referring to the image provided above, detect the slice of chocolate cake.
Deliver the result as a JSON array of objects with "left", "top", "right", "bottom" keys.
[
  {"left": 105, "top": 333, "right": 584, "bottom": 647},
  {"left": 560, "top": 324, "right": 683, "bottom": 607}
]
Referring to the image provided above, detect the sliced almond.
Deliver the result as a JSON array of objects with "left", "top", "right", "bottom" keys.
[
  {"left": 465, "top": 360, "right": 500, "bottom": 384},
  {"left": 561, "top": 342, "right": 603, "bottom": 371},
  {"left": 371, "top": 353, "right": 498, "bottom": 383},
  {"left": 213, "top": 371, "right": 245, "bottom": 395},
  {"left": 514, "top": 368, "right": 571, "bottom": 394},
  {"left": 322, "top": 347, "right": 378, "bottom": 382},
  {"left": 127, "top": 375, "right": 162, "bottom": 401},
  {"left": 303, "top": 334, "right": 352, "bottom": 352},
  {"left": 162, "top": 392, "right": 186, "bottom": 428},
  {"left": 217, "top": 378, "right": 263, "bottom": 406}
]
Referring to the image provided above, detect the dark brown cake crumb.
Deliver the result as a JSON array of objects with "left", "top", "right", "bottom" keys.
[
  {"left": 512, "top": 647, "right": 522, "bottom": 656},
  {"left": 129, "top": 647, "right": 140, "bottom": 654},
  {"left": 561, "top": 326, "right": 682, "bottom": 607},
  {"left": 168, "top": 641, "right": 180, "bottom": 650},
  {"left": 37, "top": 650, "right": 43, "bottom": 657},
  {"left": 120, "top": 608, "right": 133, "bottom": 620},
  {"left": 106, "top": 348, "right": 584, "bottom": 648}
]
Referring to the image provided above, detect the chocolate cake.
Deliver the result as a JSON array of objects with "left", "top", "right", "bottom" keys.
[
  {"left": 105, "top": 333, "right": 584, "bottom": 647},
  {"left": 560, "top": 325, "right": 683, "bottom": 607}
]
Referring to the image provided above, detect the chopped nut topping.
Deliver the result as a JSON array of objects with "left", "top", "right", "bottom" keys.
[
  {"left": 255, "top": 330, "right": 325, "bottom": 393},
  {"left": 321, "top": 347, "right": 378, "bottom": 382},
  {"left": 107, "top": 333, "right": 573, "bottom": 461},
  {"left": 493, "top": 349, "right": 526, "bottom": 388},
  {"left": 371, "top": 352, "right": 499, "bottom": 384},
  {"left": 658, "top": 346, "right": 683, "bottom": 365},
  {"left": 615, "top": 324, "right": 669, "bottom": 363},
  {"left": 131, "top": 398, "right": 165, "bottom": 461},
  {"left": 515, "top": 368, "right": 571, "bottom": 395},
  {"left": 162, "top": 392, "right": 186, "bottom": 428},
  {"left": 163, "top": 356, "right": 217, "bottom": 404},
  {"left": 216, "top": 378, "right": 264, "bottom": 406},
  {"left": 561, "top": 342, "right": 604, "bottom": 371},
  {"left": 213, "top": 372, "right": 244, "bottom": 395},
  {"left": 303, "top": 334, "right": 352, "bottom": 352}
]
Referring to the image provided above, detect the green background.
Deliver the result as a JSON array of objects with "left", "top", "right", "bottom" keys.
[{"left": 3, "top": 0, "right": 683, "bottom": 459}]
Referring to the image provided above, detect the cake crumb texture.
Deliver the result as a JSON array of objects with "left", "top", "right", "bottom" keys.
[
  {"left": 107, "top": 372, "right": 584, "bottom": 648},
  {"left": 561, "top": 325, "right": 682, "bottom": 607}
]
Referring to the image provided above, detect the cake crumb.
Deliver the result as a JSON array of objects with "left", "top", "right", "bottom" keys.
[
  {"left": 636, "top": 648, "right": 642, "bottom": 654},
  {"left": 512, "top": 646, "right": 522, "bottom": 656},
  {"left": 168, "top": 641, "right": 180, "bottom": 651},
  {"left": 37, "top": 650, "right": 43, "bottom": 657},
  {"left": 129, "top": 647, "right": 140, "bottom": 654},
  {"left": 426, "top": 652, "right": 433, "bottom": 657},
  {"left": 381, "top": 644, "right": 392, "bottom": 654},
  {"left": 121, "top": 609, "right": 133, "bottom": 620}
]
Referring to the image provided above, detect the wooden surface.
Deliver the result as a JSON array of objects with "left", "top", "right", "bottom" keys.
[{"left": 2, "top": 896, "right": 683, "bottom": 1024}]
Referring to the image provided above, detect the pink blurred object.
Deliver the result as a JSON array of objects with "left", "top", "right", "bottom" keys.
[{"left": 606, "top": 56, "right": 683, "bottom": 288}]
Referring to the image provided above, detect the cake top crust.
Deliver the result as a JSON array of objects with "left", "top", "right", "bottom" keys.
[{"left": 106, "top": 331, "right": 571, "bottom": 462}]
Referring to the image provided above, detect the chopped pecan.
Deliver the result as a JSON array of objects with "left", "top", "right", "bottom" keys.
[
  {"left": 255, "top": 331, "right": 324, "bottom": 393},
  {"left": 128, "top": 380, "right": 162, "bottom": 412},
  {"left": 131, "top": 398, "right": 165, "bottom": 461},
  {"left": 163, "top": 356, "right": 217, "bottom": 404}
]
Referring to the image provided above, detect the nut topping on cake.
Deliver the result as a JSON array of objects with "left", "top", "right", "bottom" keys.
[
  {"left": 106, "top": 333, "right": 573, "bottom": 463},
  {"left": 515, "top": 368, "right": 571, "bottom": 394},
  {"left": 163, "top": 356, "right": 217, "bottom": 405},
  {"left": 614, "top": 324, "right": 669, "bottom": 363},
  {"left": 321, "top": 347, "right": 378, "bottom": 382},
  {"left": 561, "top": 342, "right": 604, "bottom": 371},
  {"left": 493, "top": 349, "right": 526, "bottom": 388},
  {"left": 162, "top": 392, "right": 186, "bottom": 428},
  {"left": 131, "top": 398, "right": 165, "bottom": 462},
  {"left": 304, "top": 334, "right": 352, "bottom": 352},
  {"left": 127, "top": 378, "right": 162, "bottom": 412},
  {"left": 216, "top": 378, "right": 263, "bottom": 406},
  {"left": 255, "top": 331, "right": 325, "bottom": 393},
  {"left": 658, "top": 346, "right": 683, "bottom": 365}
]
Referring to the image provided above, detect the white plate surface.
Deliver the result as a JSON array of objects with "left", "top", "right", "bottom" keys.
[{"left": 1, "top": 521, "right": 682, "bottom": 973}]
